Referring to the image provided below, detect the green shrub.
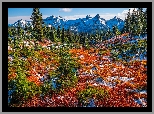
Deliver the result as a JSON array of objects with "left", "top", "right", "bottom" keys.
[{"left": 77, "top": 86, "right": 109, "bottom": 105}]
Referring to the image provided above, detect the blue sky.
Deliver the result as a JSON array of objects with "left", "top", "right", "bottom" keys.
[{"left": 8, "top": 8, "right": 145, "bottom": 24}]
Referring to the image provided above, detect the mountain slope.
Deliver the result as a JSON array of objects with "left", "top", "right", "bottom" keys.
[
  {"left": 9, "top": 14, "right": 125, "bottom": 34},
  {"left": 105, "top": 16, "right": 124, "bottom": 31}
]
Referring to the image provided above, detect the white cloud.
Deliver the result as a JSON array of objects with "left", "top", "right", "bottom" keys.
[
  {"left": 63, "top": 13, "right": 124, "bottom": 21},
  {"left": 59, "top": 8, "right": 72, "bottom": 12},
  {"left": 129, "top": 8, "right": 138, "bottom": 13},
  {"left": 63, "top": 15, "right": 87, "bottom": 20},
  {"left": 8, "top": 16, "right": 31, "bottom": 24},
  {"left": 122, "top": 8, "right": 138, "bottom": 14},
  {"left": 8, "top": 15, "right": 50, "bottom": 24},
  {"left": 62, "top": 13, "right": 115, "bottom": 21},
  {"left": 63, "top": 8, "right": 138, "bottom": 21},
  {"left": 42, "top": 15, "right": 50, "bottom": 19},
  {"left": 100, "top": 13, "right": 119, "bottom": 20}
]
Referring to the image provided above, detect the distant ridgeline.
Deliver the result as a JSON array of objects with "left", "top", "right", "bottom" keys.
[
  {"left": 8, "top": 14, "right": 125, "bottom": 35},
  {"left": 9, "top": 8, "right": 147, "bottom": 39}
]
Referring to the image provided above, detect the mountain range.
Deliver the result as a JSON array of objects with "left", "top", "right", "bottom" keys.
[{"left": 9, "top": 14, "right": 125, "bottom": 34}]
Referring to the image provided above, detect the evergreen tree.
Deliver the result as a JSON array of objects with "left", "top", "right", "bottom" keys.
[
  {"left": 50, "top": 27, "right": 54, "bottom": 42},
  {"left": 82, "top": 34, "right": 86, "bottom": 47},
  {"left": 124, "top": 9, "right": 131, "bottom": 36},
  {"left": 61, "top": 27, "right": 65, "bottom": 43},
  {"left": 17, "top": 20, "right": 23, "bottom": 39},
  {"left": 131, "top": 8, "right": 138, "bottom": 37},
  {"left": 42, "top": 24, "right": 48, "bottom": 38},
  {"left": 8, "top": 27, "right": 15, "bottom": 44},
  {"left": 101, "top": 31, "right": 106, "bottom": 41},
  {"left": 106, "top": 28, "right": 112, "bottom": 40},
  {"left": 136, "top": 8, "right": 144, "bottom": 38},
  {"left": 124, "top": 8, "right": 147, "bottom": 38},
  {"left": 79, "top": 33, "right": 83, "bottom": 44},
  {"left": 98, "top": 31, "right": 102, "bottom": 42},
  {"left": 127, "top": 9, "right": 132, "bottom": 37},
  {"left": 30, "top": 8, "right": 44, "bottom": 42},
  {"left": 57, "top": 26, "right": 61, "bottom": 39},
  {"left": 72, "top": 33, "right": 75, "bottom": 43},
  {"left": 67, "top": 28, "right": 72, "bottom": 43},
  {"left": 112, "top": 26, "right": 116, "bottom": 37},
  {"left": 115, "top": 26, "right": 121, "bottom": 37},
  {"left": 45, "top": 26, "right": 50, "bottom": 39},
  {"left": 76, "top": 33, "right": 80, "bottom": 44},
  {"left": 95, "top": 29, "right": 98, "bottom": 42},
  {"left": 24, "top": 24, "right": 29, "bottom": 40},
  {"left": 74, "top": 34, "right": 78, "bottom": 43},
  {"left": 142, "top": 8, "right": 147, "bottom": 36},
  {"left": 123, "top": 17, "right": 128, "bottom": 33},
  {"left": 141, "top": 8, "right": 147, "bottom": 37}
]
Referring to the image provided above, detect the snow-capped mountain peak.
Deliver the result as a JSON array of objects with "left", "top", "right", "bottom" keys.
[
  {"left": 105, "top": 16, "right": 124, "bottom": 31},
  {"left": 94, "top": 14, "right": 100, "bottom": 19},
  {"left": 9, "top": 14, "right": 125, "bottom": 34},
  {"left": 86, "top": 15, "right": 92, "bottom": 19}
]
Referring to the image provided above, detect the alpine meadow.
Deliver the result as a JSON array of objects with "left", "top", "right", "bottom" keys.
[{"left": 8, "top": 8, "right": 147, "bottom": 107}]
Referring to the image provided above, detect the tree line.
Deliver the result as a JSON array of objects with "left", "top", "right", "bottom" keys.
[{"left": 8, "top": 8, "right": 147, "bottom": 46}]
